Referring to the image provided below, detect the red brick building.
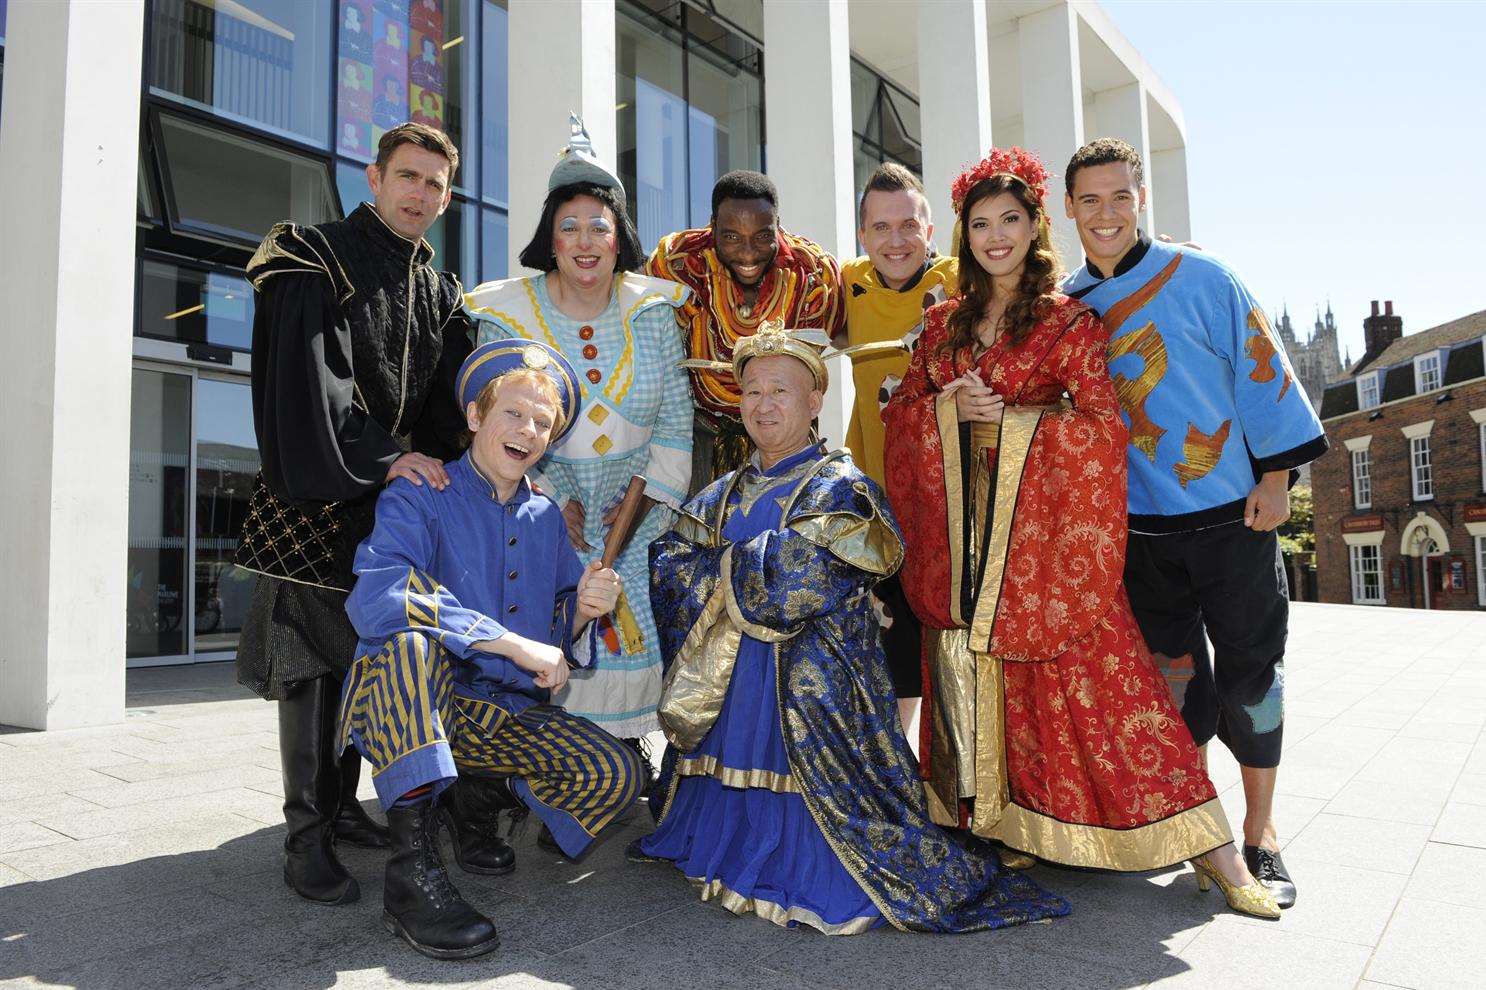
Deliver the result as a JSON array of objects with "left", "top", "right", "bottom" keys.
[{"left": 1314, "top": 303, "right": 1486, "bottom": 610}]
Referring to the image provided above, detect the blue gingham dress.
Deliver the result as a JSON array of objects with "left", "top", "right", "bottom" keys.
[{"left": 467, "top": 271, "right": 693, "bottom": 736}]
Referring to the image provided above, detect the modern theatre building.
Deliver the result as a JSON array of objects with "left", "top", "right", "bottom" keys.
[{"left": 0, "top": 0, "right": 1190, "bottom": 728}]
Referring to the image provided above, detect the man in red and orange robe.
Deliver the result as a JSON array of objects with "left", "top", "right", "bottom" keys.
[{"left": 645, "top": 170, "right": 843, "bottom": 484}]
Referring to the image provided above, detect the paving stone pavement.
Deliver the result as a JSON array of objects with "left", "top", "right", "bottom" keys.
[{"left": 1, "top": 602, "right": 1482, "bottom": 989}]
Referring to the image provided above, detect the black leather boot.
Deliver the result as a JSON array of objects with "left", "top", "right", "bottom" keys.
[
  {"left": 279, "top": 675, "right": 358, "bottom": 905},
  {"left": 383, "top": 802, "right": 501, "bottom": 960},
  {"left": 334, "top": 748, "right": 392, "bottom": 849},
  {"left": 440, "top": 777, "right": 517, "bottom": 875}
]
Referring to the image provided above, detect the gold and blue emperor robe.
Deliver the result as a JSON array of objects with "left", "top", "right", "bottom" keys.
[{"left": 639, "top": 443, "right": 1069, "bottom": 934}]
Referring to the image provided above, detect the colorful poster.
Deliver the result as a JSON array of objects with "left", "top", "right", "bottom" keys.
[
  {"left": 410, "top": 31, "right": 444, "bottom": 91},
  {"left": 337, "top": 0, "right": 447, "bottom": 157},
  {"left": 340, "top": 0, "right": 373, "bottom": 60},
  {"left": 410, "top": 85, "right": 445, "bottom": 129}
]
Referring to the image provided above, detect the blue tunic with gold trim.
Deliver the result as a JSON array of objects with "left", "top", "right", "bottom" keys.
[{"left": 638, "top": 444, "right": 1068, "bottom": 934}]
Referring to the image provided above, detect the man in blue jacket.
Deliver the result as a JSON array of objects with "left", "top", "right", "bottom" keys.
[
  {"left": 339, "top": 338, "right": 642, "bottom": 958},
  {"left": 1064, "top": 139, "right": 1326, "bottom": 909}
]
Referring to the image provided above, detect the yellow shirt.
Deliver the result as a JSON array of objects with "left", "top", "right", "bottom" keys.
[{"left": 842, "top": 255, "right": 958, "bottom": 486}]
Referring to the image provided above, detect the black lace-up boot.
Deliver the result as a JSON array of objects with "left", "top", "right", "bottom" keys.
[
  {"left": 440, "top": 776, "right": 518, "bottom": 875},
  {"left": 382, "top": 801, "right": 501, "bottom": 960}
]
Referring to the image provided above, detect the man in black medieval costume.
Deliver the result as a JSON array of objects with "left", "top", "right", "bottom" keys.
[{"left": 234, "top": 122, "right": 479, "bottom": 906}]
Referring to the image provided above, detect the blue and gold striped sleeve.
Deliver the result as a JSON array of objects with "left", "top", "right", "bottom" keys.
[{"left": 346, "top": 482, "right": 510, "bottom": 662}]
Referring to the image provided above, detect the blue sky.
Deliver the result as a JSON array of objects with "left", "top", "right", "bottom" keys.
[{"left": 1099, "top": 0, "right": 1484, "bottom": 362}]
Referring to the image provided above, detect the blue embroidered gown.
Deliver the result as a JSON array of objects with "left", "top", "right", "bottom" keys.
[{"left": 639, "top": 444, "right": 1069, "bottom": 935}]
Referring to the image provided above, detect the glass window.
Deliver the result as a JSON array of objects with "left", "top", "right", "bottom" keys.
[
  {"left": 336, "top": 0, "right": 478, "bottom": 194},
  {"left": 139, "top": 154, "right": 162, "bottom": 222},
  {"left": 616, "top": 2, "right": 763, "bottom": 251},
  {"left": 1357, "top": 372, "right": 1380, "bottom": 410},
  {"left": 425, "top": 197, "right": 478, "bottom": 287},
  {"left": 139, "top": 260, "right": 255, "bottom": 352},
  {"left": 686, "top": 45, "right": 762, "bottom": 226},
  {"left": 481, "top": 0, "right": 508, "bottom": 206},
  {"left": 1349, "top": 544, "right": 1383, "bottom": 604},
  {"left": 480, "top": 207, "right": 508, "bottom": 282},
  {"left": 1477, "top": 535, "right": 1486, "bottom": 608},
  {"left": 850, "top": 57, "right": 922, "bottom": 179},
  {"left": 128, "top": 368, "right": 192, "bottom": 659},
  {"left": 157, "top": 111, "right": 339, "bottom": 244},
  {"left": 1480, "top": 419, "right": 1486, "bottom": 492},
  {"left": 148, "top": 0, "right": 332, "bottom": 147},
  {"left": 1415, "top": 352, "right": 1441, "bottom": 393},
  {"left": 617, "top": 8, "right": 687, "bottom": 251},
  {"left": 1351, "top": 447, "right": 1371, "bottom": 510},
  {"left": 337, "top": 159, "right": 370, "bottom": 215},
  {"left": 194, "top": 378, "right": 261, "bottom": 655},
  {"left": 1411, "top": 435, "right": 1433, "bottom": 500}
]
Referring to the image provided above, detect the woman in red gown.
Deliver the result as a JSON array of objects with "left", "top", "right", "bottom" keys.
[{"left": 881, "top": 148, "right": 1277, "bottom": 919}]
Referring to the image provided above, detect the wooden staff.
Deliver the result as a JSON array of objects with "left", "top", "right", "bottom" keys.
[{"left": 601, "top": 475, "right": 651, "bottom": 568}]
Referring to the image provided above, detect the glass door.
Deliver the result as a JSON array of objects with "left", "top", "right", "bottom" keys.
[
  {"left": 128, "top": 363, "right": 260, "bottom": 666},
  {"left": 127, "top": 367, "right": 193, "bottom": 662},
  {"left": 193, "top": 376, "right": 261, "bottom": 657}
]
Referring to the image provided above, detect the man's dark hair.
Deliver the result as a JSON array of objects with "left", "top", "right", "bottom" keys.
[
  {"left": 374, "top": 121, "right": 460, "bottom": 179},
  {"left": 517, "top": 182, "right": 645, "bottom": 273},
  {"left": 1064, "top": 137, "right": 1143, "bottom": 196},
  {"left": 710, "top": 170, "right": 778, "bottom": 218},
  {"left": 857, "top": 161, "right": 927, "bottom": 226}
]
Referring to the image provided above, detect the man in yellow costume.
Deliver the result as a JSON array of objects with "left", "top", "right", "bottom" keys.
[{"left": 839, "top": 163, "right": 956, "bottom": 740}]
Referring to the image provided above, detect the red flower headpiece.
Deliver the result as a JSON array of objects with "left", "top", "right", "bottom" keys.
[{"left": 950, "top": 146, "right": 1050, "bottom": 215}]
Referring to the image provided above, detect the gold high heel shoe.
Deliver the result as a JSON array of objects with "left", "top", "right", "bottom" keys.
[{"left": 1192, "top": 855, "right": 1281, "bottom": 920}]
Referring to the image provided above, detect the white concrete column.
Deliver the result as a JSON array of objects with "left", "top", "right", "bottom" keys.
[
  {"left": 1017, "top": 2, "right": 1084, "bottom": 264},
  {"left": 1092, "top": 82, "right": 1155, "bottom": 236},
  {"left": 0, "top": 0, "right": 145, "bottom": 730},
  {"left": 916, "top": 0, "right": 993, "bottom": 253},
  {"left": 762, "top": 0, "right": 856, "bottom": 447},
  {"left": 506, "top": 0, "right": 616, "bottom": 275},
  {"left": 1151, "top": 145, "right": 1190, "bottom": 242}
]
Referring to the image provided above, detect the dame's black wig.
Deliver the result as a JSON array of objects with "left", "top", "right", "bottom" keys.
[{"left": 518, "top": 181, "right": 646, "bottom": 273}]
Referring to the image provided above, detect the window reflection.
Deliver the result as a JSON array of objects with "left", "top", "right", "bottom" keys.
[
  {"left": 139, "top": 260, "right": 255, "bottom": 352},
  {"left": 618, "top": 9, "right": 686, "bottom": 251},
  {"left": 850, "top": 58, "right": 923, "bottom": 178},
  {"left": 194, "top": 379, "right": 260, "bottom": 655},
  {"left": 148, "top": 0, "right": 331, "bottom": 146},
  {"left": 157, "top": 112, "right": 339, "bottom": 244},
  {"left": 481, "top": 0, "right": 508, "bottom": 206},
  {"left": 128, "top": 369, "right": 192, "bottom": 659},
  {"left": 616, "top": 1, "right": 763, "bottom": 251},
  {"left": 426, "top": 197, "right": 478, "bottom": 287},
  {"left": 480, "top": 207, "right": 508, "bottom": 281}
]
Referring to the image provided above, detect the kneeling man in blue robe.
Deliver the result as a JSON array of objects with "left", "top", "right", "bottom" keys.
[{"left": 634, "top": 323, "right": 1070, "bottom": 934}]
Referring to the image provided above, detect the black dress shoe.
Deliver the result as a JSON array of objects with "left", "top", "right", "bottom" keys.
[
  {"left": 1244, "top": 844, "right": 1297, "bottom": 909},
  {"left": 279, "top": 676, "right": 359, "bottom": 905},
  {"left": 333, "top": 749, "right": 391, "bottom": 849},
  {"left": 440, "top": 777, "right": 517, "bottom": 876},
  {"left": 384, "top": 802, "right": 501, "bottom": 960},
  {"left": 624, "top": 838, "right": 666, "bottom": 864},
  {"left": 537, "top": 824, "right": 562, "bottom": 855}
]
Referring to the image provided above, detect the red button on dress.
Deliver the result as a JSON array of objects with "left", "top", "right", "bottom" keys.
[
  {"left": 586, "top": 369, "right": 602, "bottom": 384},
  {"left": 582, "top": 344, "right": 598, "bottom": 360},
  {"left": 578, "top": 325, "right": 595, "bottom": 340}
]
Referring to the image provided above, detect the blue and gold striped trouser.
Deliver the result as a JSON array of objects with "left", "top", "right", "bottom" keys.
[{"left": 337, "top": 631, "right": 644, "bottom": 858}]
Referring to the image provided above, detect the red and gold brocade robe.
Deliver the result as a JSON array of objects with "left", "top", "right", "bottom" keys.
[{"left": 881, "top": 296, "right": 1231, "bottom": 871}]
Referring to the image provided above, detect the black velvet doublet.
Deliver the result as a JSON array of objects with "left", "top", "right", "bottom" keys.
[{"left": 235, "top": 203, "right": 473, "bottom": 593}]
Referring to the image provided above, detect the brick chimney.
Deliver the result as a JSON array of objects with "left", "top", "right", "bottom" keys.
[{"left": 1356, "top": 299, "right": 1403, "bottom": 373}]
